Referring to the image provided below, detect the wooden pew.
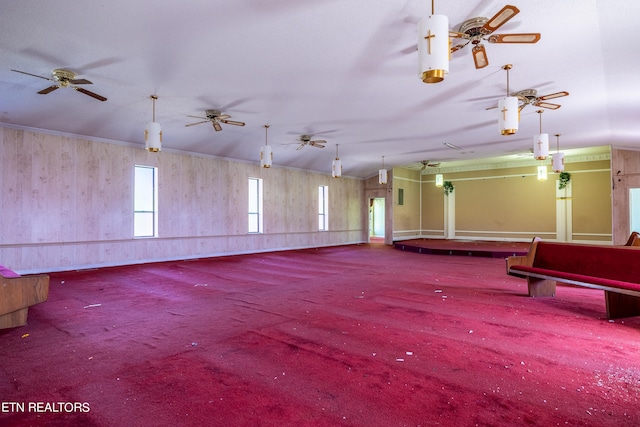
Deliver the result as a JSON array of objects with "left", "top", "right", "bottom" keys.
[
  {"left": 624, "top": 231, "right": 640, "bottom": 246},
  {"left": 0, "top": 267, "right": 49, "bottom": 329},
  {"left": 506, "top": 237, "right": 640, "bottom": 319}
]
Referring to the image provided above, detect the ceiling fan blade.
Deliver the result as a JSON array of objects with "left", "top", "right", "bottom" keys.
[
  {"left": 11, "top": 69, "right": 53, "bottom": 81},
  {"left": 185, "top": 121, "right": 209, "bottom": 127},
  {"left": 296, "top": 143, "right": 305, "bottom": 150},
  {"left": 220, "top": 120, "right": 245, "bottom": 127},
  {"left": 38, "top": 85, "right": 60, "bottom": 95},
  {"left": 488, "top": 33, "right": 540, "bottom": 43},
  {"left": 310, "top": 141, "right": 326, "bottom": 148},
  {"left": 482, "top": 5, "right": 519, "bottom": 33},
  {"left": 399, "top": 44, "right": 418, "bottom": 55},
  {"left": 213, "top": 122, "right": 222, "bottom": 132},
  {"left": 74, "top": 87, "right": 107, "bottom": 101},
  {"left": 472, "top": 44, "right": 488, "bottom": 69},
  {"left": 535, "top": 101, "right": 562, "bottom": 110},
  {"left": 217, "top": 114, "right": 231, "bottom": 120},
  {"left": 450, "top": 41, "right": 469, "bottom": 53},
  {"left": 187, "top": 115, "right": 207, "bottom": 120},
  {"left": 538, "top": 91, "right": 569, "bottom": 100},
  {"left": 449, "top": 31, "right": 467, "bottom": 39},
  {"left": 69, "top": 78, "right": 93, "bottom": 85}
]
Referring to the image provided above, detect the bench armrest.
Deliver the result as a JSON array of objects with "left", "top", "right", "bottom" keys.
[
  {"left": 624, "top": 231, "right": 640, "bottom": 246},
  {"left": 506, "top": 237, "right": 542, "bottom": 274},
  {"left": 0, "top": 274, "right": 50, "bottom": 315}
]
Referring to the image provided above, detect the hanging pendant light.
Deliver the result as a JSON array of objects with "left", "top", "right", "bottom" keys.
[
  {"left": 144, "top": 95, "right": 162, "bottom": 152},
  {"left": 260, "top": 125, "right": 273, "bottom": 168},
  {"left": 533, "top": 110, "right": 549, "bottom": 160},
  {"left": 552, "top": 133, "right": 565, "bottom": 172},
  {"left": 498, "top": 64, "right": 518, "bottom": 135},
  {"left": 378, "top": 156, "right": 388, "bottom": 184},
  {"left": 435, "top": 173, "right": 444, "bottom": 187},
  {"left": 418, "top": 0, "right": 449, "bottom": 84},
  {"left": 332, "top": 144, "right": 342, "bottom": 178}
]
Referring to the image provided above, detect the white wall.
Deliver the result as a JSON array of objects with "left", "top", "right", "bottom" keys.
[{"left": 0, "top": 126, "right": 365, "bottom": 273}]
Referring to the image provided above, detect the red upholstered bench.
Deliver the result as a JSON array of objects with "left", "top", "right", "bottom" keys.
[
  {"left": 506, "top": 238, "right": 640, "bottom": 319},
  {"left": 0, "top": 265, "right": 50, "bottom": 329}
]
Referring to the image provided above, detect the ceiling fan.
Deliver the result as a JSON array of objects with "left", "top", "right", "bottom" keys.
[
  {"left": 512, "top": 89, "right": 569, "bottom": 111},
  {"left": 295, "top": 135, "right": 326, "bottom": 150},
  {"left": 450, "top": 4, "right": 541, "bottom": 69},
  {"left": 420, "top": 160, "right": 441, "bottom": 170},
  {"left": 11, "top": 68, "right": 107, "bottom": 101},
  {"left": 185, "top": 109, "right": 245, "bottom": 131},
  {"left": 486, "top": 88, "right": 569, "bottom": 111}
]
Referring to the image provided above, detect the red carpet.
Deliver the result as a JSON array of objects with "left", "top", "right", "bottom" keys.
[{"left": 1, "top": 244, "right": 639, "bottom": 426}]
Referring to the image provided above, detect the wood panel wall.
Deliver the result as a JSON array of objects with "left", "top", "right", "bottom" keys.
[
  {"left": 611, "top": 148, "right": 640, "bottom": 244},
  {"left": 0, "top": 126, "right": 365, "bottom": 273}
]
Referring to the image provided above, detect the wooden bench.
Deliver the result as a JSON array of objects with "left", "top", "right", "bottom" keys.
[
  {"left": 0, "top": 266, "right": 49, "bottom": 329},
  {"left": 624, "top": 231, "right": 640, "bottom": 246},
  {"left": 506, "top": 238, "right": 640, "bottom": 319}
]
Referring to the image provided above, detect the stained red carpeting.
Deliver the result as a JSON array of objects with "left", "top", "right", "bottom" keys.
[{"left": 1, "top": 244, "right": 639, "bottom": 426}]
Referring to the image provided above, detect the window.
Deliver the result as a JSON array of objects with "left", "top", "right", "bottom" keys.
[
  {"left": 248, "top": 177, "right": 263, "bottom": 233},
  {"left": 318, "top": 185, "right": 329, "bottom": 230},
  {"left": 134, "top": 165, "right": 158, "bottom": 237}
]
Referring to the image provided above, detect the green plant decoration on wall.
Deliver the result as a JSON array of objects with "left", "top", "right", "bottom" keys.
[
  {"left": 558, "top": 172, "right": 571, "bottom": 190},
  {"left": 444, "top": 181, "right": 454, "bottom": 195}
]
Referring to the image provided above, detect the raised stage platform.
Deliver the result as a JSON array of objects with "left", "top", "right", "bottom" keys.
[{"left": 394, "top": 239, "right": 530, "bottom": 258}]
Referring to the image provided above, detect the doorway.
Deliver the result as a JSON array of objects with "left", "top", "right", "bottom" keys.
[
  {"left": 369, "top": 198, "right": 385, "bottom": 242},
  {"left": 630, "top": 188, "right": 640, "bottom": 233}
]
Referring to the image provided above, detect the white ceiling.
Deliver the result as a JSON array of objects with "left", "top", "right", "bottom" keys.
[{"left": 1, "top": 0, "right": 639, "bottom": 178}]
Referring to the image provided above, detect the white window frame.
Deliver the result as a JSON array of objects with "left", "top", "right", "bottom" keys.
[
  {"left": 319, "top": 185, "right": 329, "bottom": 231},
  {"left": 248, "top": 177, "right": 263, "bottom": 233},
  {"left": 134, "top": 165, "right": 158, "bottom": 238}
]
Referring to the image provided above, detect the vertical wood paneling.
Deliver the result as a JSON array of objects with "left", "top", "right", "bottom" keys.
[
  {"left": 28, "top": 131, "right": 54, "bottom": 243},
  {"left": 59, "top": 135, "right": 77, "bottom": 241},
  {"left": 264, "top": 167, "right": 285, "bottom": 233},
  {"left": 0, "top": 126, "right": 366, "bottom": 272},
  {"left": 611, "top": 148, "right": 640, "bottom": 244},
  {"left": 212, "top": 159, "right": 228, "bottom": 236},
  {"left": 1, "top": 129, "right": 25, "bottom": 244},
  {"left": 75, "top": 139, "right": 100, "bottom": 240},
  {"left": 227, "top": 161, "right": 246, "bottom": 236}
]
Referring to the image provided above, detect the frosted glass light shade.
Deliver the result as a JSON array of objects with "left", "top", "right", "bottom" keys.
[
  {"left": 379, "top": 169, "right": 387, "bottom": 185},
  {"left": 552, "top": 152, "right": 565, "bottom": 172},
  {"left": 435, "top": 174, "right": 444, "bottom": 187},
  {"left": 418, "top": 14, "right": 449, "bottom": 84},
  {"left": 533, "top": 133, "right": 549, "bottom": 160},
  {"left": 145, "top": 122, "right": 162, "bottom": 152},
  {"left": 498, "top": 96, "right": 519, "bottom": 135},
  {"left": 260, "top": 145, "right": 272, "bottom": 168},
  {"left": 332, "top": 158, "right": 342, "bottom": 178}
]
